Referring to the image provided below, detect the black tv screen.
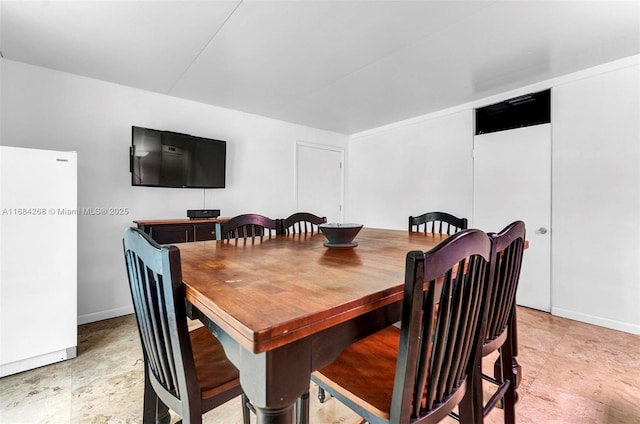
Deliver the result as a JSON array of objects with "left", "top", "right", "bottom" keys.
[{"left": 130, "top": 126, "right": 226, "bottom": 188}]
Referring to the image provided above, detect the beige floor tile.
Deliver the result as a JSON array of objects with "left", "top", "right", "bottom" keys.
[
  {"left": 0, "top": 392, "right": 73, "bottom": 424},
  {"left": 70, "top": 369, "right": 145, "bottom": 424},
  {"left": 0, "top": 360, "right": 72, "bottom": 409},
  {"left": 1, "top": 307, "right": 639, "bottom": 423}
]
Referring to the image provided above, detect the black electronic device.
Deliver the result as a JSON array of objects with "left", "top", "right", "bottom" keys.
[
  {"left": 130, "top": 126, "right": 226, "bottom": 188},
  {"left": 187, "top": 209, "right": 220, "bottom": 219}
]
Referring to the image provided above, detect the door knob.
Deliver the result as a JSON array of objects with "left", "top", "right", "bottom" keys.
[{"left": 537, "top": 227, "right": 548, "bottom": 234}]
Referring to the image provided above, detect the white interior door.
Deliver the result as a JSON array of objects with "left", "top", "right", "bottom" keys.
[
  {"left": 296, "top": 142, "right": 343, "bottom": 223},
  {"left": 473, "top": 124, "right": 551, "bottom": 312}
]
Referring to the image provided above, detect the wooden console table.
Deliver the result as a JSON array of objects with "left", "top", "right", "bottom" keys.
[{"left": 134, "top": 218, "right": 229, "bottom": 244}]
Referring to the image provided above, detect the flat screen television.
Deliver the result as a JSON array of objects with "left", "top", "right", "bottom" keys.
[{"left": 130, "top": 126, "right": 226, "bottom": 188}]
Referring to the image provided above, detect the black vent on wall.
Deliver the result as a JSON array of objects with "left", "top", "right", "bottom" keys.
[{"left": 475, "top": 89, "right": 550, "bottom": 135}]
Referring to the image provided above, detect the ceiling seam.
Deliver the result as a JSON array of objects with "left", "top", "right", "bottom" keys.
[{"left": 165, "top": 0, "right": 244, "bottom": 95}]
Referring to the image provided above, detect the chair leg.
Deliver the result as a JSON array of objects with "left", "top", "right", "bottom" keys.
[
  {"left": 509, "top": 308, "right": 522, "bottom": 394},
  {"left": 241, "top": 393, "right": 251, "bottom": 424},
  {"left": 458, "top": 355, "right": 483, "bottom": 424},
  {"left": 318, "top": 387, "right": 329, "bottom": 403},
  {"left": 142, "top": 369, "right": 172, "bottom": 424},
  {"left": 494, "top": 308, "right": 522, "bottom": 395},
  {"left": 142, "top": 367, "right": 160, "bottom": 424},
  {"left": 499, "top": 339, "right": 517, "bottom": 424}
]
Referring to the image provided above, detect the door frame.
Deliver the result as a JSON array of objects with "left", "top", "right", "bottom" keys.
[{"left": 295, "top": 140, "right": 345, "bottom": 222}]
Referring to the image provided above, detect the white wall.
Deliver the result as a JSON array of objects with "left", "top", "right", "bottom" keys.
[
  {"left": 348, "top": 110, "right": 473, "bottom": 229},
  {"left": 0, "top": 59, "right": 348, "bottom": 324},
  {"left": 2, "top": 56, "right": 638, "bottom": 334},
  {"left": 552, "top": 64, "right": 640, "bottom": 333},
  {"left": 348, "top": 57, "right": 640, "bottom": 334}
]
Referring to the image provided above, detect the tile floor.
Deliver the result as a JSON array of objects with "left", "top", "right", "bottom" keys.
[{"left": 1, "top": 306, "right": 639, "bottom": 423}]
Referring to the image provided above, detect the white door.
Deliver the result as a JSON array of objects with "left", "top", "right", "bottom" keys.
[
  {"left": 296, "top": 142, "right": 343, "bottom": 223},
  {"left": 473, "top": 124, "right": 551, "bottom": 312}
]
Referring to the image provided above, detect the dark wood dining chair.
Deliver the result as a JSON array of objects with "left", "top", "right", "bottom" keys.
[
  {"left": 310, "top": 229, "right": 492, "bottom": 424},
  {"left": 122, "top": 228, "right": 251, "bottom": 424},
  {"left": 220, "top": 213, "right": 277, "bottom": 240},
  {"left": 408, "top": 212, "right": 468, "bottom": 235},
  {"left": 463, "top": 220, "right": 526, "bottom": 424},
  {"left": 279, "top": 212, "right": 327, "bottom": 235}
]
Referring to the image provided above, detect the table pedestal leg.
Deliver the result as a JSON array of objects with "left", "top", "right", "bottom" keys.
[
  {"left": 296, "top": 390, "right": 310, "bottom": 424},
  {"left": 254, "top": 405, "right": 295, "bottom": 424},
  {"left": 237, "top": 340, "right": 311, "bottom": 424},
  {"left": 193, "top": 309, "right": 308, "bottom": 424}
]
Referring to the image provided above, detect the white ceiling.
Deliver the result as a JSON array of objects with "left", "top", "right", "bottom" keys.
[{"left": 1, "top": 0, "right": 639, "bottom": 134}]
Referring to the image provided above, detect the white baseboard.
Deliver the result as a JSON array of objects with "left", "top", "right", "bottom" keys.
[
  {"left": 551, "top": 307, "right": 640, "bottom": 335},
  {"left": 77, "top": 305, "right": 134, "bottom": 325}
]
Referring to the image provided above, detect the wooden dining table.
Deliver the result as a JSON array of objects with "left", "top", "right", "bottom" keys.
[
  {"left": 178, "top": 227, "right": 448, "bottom": 423},
  {"left": 177, "top": 228, "right": 456, "bottom": 423}
]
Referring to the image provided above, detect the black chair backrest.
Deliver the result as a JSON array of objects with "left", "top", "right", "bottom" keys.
[
  {"left": 390, "top": 229, "right": 491, "bottom": 423},
  {"left": 123, "top": 227, "right": 195, "bottom": 405},
  {"left": 483, "top": 221, "right": 526, "bottom": 353},
  {"left": 408, "top": 212, "right": 468, "bottom": 235},
  {"left": 279, "top": 212, "right": 327, "bottom": 235},
  {"left": 220, "top": 214, "right": 277, "bottom": 240}
]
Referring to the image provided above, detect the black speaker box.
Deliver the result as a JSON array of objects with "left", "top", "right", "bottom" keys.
[{"left": 187, "top": 209, "right": 220, "bottom": 219}]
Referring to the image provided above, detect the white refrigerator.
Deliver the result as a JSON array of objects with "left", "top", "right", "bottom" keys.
[{"left": 0, "top": 146, "right": 77, "bottom": 377}]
